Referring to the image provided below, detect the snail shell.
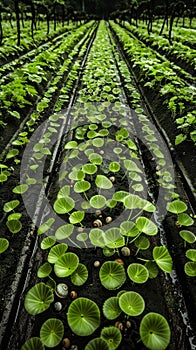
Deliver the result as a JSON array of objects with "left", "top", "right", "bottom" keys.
[
  {"left": 126, "top": 320, "right": 132, "bottom": 328},
  {"left": 77, "top": 227, "right": 84, "bottom": 233},
  {"left": 115, "top": 321, "right": 123, "bottom": 330},
  {"left": 93, "top": 219, "right": 102, "bottom": 227},
  {"left": 109, "top": 176, "right": 115, "bottom": 183},
  {"left": 99, "top": 150, "right": 104, "bottom": 155},
  {"left": 94, "top": 260, "right": 100, "bottom": 267},
  {"left": 54, "top": 301, "right": 62, "bottom": 312},
  {"left": 115, "top": 258, "right": 124, "bottom": 266},
  {"left": 121, "top": 247, "right": 131, "bottom": 256},
  {"left": 62, "top": 338, "right": 71, "bottom": 348},
  {"left": 95, "top": 210, "right": 102, "bottom": 216},
  {"left": 55, "top": 283, "right": 69, "bottom": 298},
  {"left": 70, "top": 290, "right": 78, "bottom": 299},
  {"left": 105, "top": 216, "right": 112, "bottom": 224}
]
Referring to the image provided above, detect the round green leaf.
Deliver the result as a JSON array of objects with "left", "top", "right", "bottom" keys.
[
  {"left": 184, "top": 262, "right": 196, "bottom": 276},
  {"left": 177, "top": 213, "right": 194, "bottom": 227},
  {"left": 37, "top": 262, "right": 52, "bottom": 278},
  {"left": 186, "top": 249, "right": 196, "bottom": 262},
  {"left": 21, "top": 337, "right": 45, "bottom": 350},
  {"left": 120, "top": 220, "right": 139, "bottom": 237},
  {"left": 85, "top": 338, "right": 109, "bottom": 350},
  {"left": 119, "top": 291, "right": 145, "bottom": 316},
  {"left": 38, "top": 218, "right": 55, "bottom": 235},
  {"left": 64, "top": 141, "right": 78, "bottom": 149},
  {"left": 40, "top": 236, "right": 56, "bottom": 250},
  {"left": 134, "top": 235, "right": 150, "bottom": 250},
  {"left": 82, "top": 163, "right": 97, "bottom": 175},
  {"left": 92, "top": 137, "right": 104, "bottom": 147},
  {"left": 47, "top": 243, "right": 68, "bottom": 263},
  {"left": 3, "top": 200, "right": 20, "bottom": 213},
  {"left": 74, "top": 180, "right": 91, "bottom": 193},
  {"left": 167, "top": 200, "right": 187, "bottom": 214},
  {"left": 103, "top": 297, "right": 121, "bottom": 320},
  {"left": 99, "top": 261, "right": 126, "bottom": 290},
  {"left": 90, "top": 228, "right": 105, "bottom": 247},
  {"left": 69, "top": 211, "right": 84, "bottom": 224},
  {"left": 89, "top": 153, "right": 103, "bottom": 165},
  {"left": 71, "top": 263, "right": 88, "bottom": 286},
  {"left": 55, "top": 224, "right": 74, "bottom": 240},
  {"left": 179, "top": 230, "right": 196, "bottom": 243},
  {"left": 145, "top": 261, "right": 159, "bottom": 279},
  {"left": 109, "top": 162, "right": 120, "bottom": 173},
  {"left": 104, "top": 228, "right": 125, "bottom": 248},
  {"left": 140, "top": 312, "right": 171, "bottom": 350},
  {"left": 54, "top": 252, "right": 79, "bottom": 277},
  {"left": 12, "top": 184, "right": 28, "bottom": 194},
  {"left": 24, "top": 283, "right": 54, "bottom": 315},
  {"left": 101, "top": 326, "right": 122, "bottom": 350},
  {"left": 0, "top": 238, "right": 9, "bottom": 254},
  {"left": 57, "top": 185, "right": 70, "bottom": 198},
  {"left": 6, "top": 220, "right": 22, "bottom": 234},
  {"left": 123, "top": 194, "right": 142, "bottom": 209},
  {"left": 53, "top": 196, "right": 75, "bottom": 214},
  {"left": 67, "top": 297, "right": 100, "bottom": 336},
  {"left": 153, "top": 246, "right": 173, "bottom": 273},
  {"left": 40, "top": 318, "right": 64, "bottom": 348},
  {"left": 127, "top": 263, "right": 149, "bottom": 283},
  {"left": 95, "top": 175, "right": 113, "bottom": 189},
  {"left": 136, "top": 217, "right": 158, "bottom": 236},
  {"left": 90, "top": 195, "right": 106, "bottom": 209}
]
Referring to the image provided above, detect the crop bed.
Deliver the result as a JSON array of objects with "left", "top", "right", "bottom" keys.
[{"left": 0, "top": 20, "right": 196, "bottom": 350}]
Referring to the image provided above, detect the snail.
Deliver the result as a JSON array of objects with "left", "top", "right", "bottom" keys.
[
  {"left": 55, "top": 283, "right": 69, "bottom": 298},
  {"left": 115, "top": 321, "right": 123, "bottom": 330},
  {"left": 77, "top": 227, "right": 84, "bottom": 233},
  {"left": 70, "top": 290, "right": 78, "bottom": 299},
  {"left": 95, "top": 210, "right": 102, "bottom": 216},
  {"left": 121, "top": 247, "right": 131, "bottom": 257},
  {"left": 54, "top": 301, "right": 63, "bottom": 312},
  {"left": 99, "top": 150, "right": 104, "bottom": 155},
  {"left": 105, "top": 216, "right": 112, "bottom": 224},
  {"left": 62, "top": 338, "right": 71, "bottom": 348},
  {"left": 94, "top": 260, "right": 100, "bottom": 267},
  {"left": 126, "top": 320, "right": 132, "bottom": 328},
  {"left": 109, "top": 176, "right": 115, "bottom": 183},
  {"left": 115, "top": 258, "right": 124, "bottom": 266},
  {"left": 93, "top": 219, "right": 102, "bottom": 227}
]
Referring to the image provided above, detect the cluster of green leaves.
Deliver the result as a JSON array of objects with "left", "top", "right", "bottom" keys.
[
  {"left": 0, "top": 20, "right": 77, "bottom": 64},
  {"left": 0, "top": 22, "right": 96, "bottom": 255},
  {"left": 0, "top": 21, "right": 95, "bottom": 126},
  {"left": 125, "top": 21, "right": 196, "bottom": 72},
  {"left": 108, "top": 28, "right": 176, "bottom": 198},
  {"left": 110, "top": 21, "right": 196, "bottom": 146},
  {"left": 167, "top": 199, "right": 196, "bottom": 277}
]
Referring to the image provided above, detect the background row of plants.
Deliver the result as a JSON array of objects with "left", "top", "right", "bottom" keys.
[{"left": 110, "top": 21, "right": 196, "bottom": 147}]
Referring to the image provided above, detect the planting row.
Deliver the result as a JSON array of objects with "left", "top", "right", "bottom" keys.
[
  {"left": 0, "top": 21, "right": 97, "bottom": 335},
  {"left": 0, "top": 21, "right": 95, "bottom": 154},
  {"left": 110, "top": 21, "right": 196, "bottom": 148},
  {"left": 136, "top": 19, "right": 196, "bottom": 49},
  {"left": 1, "top": 20, "right": 195, "bottom": 350},
  {"left": 120, "top": 21, "right": 196, "bottom": 77},
  {"left": 0, "top": 21, "right": 80, "bottom": 65},
  {"left": 0, "top": 23, "right": 80, "bottom": 79}
]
